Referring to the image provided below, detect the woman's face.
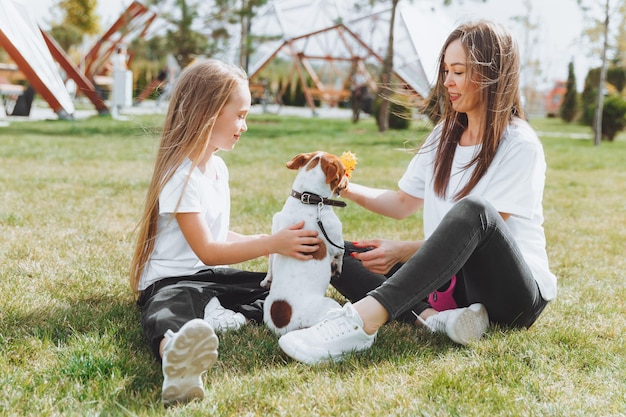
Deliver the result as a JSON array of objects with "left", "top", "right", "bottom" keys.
[
  {"left": 442, "top": 39, "right": 480, "bottom": 118},
  {"left": 210, "top": 81, "right": 251, "bottom": 152}
]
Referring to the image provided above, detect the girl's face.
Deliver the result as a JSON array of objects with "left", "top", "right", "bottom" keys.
[
  {"left": 442, "top": 39, "right": 480, "bottom": 118},
  {"left": 210, "top": 81, "right": 251, "bottom": 151}
]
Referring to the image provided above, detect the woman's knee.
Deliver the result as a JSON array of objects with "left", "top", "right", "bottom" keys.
[
  {"left": 457, "top": 195, "right": 492, "bottom": 214},
  {"left": 445, "top": 195, "right": 487, "bottom": 222},
  {"left": 453, "top": 196, "right": 500, "bottom": 222},
  {"left": 437, "top": 196, "right": 501, "bottom": 238}
]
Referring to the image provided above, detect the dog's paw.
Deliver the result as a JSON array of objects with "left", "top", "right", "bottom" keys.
[
  {"left": 331, "top": 260, "right": 342, "bottom": 280},
  {"left": 260, "top": 276, "right": 272, "bottom": 289},
  {"left": 330, "top": 253, "right": 343, "bottom": 279}
]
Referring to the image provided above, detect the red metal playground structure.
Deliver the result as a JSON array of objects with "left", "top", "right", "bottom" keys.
[{"left": 0, "top": 1, "right": 156, "bottom": 119}]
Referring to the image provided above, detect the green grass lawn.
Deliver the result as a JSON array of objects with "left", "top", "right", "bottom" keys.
[{"left": 0, "top": 112, "right": 624, "bottom": 416}]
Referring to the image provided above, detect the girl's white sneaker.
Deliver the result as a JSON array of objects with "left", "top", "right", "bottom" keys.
[
  {"left": 161, "top": 319, "right": 219, "bottom": 405},
  {"left": 203, "top": 297, "right": 247, "bottom": 332}
]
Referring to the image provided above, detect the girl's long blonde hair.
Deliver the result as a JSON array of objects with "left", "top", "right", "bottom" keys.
[
  {"left": 426, "top": 20, "right": 524, "bottom": 200},
  {"left": 129, "top": 59, "right": 248, "bottom": 293}
]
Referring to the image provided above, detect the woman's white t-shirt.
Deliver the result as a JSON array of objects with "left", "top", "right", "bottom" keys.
[
  {"left": 398, "top": 120, "right": 557, "bottom": 301},
  {"left": 139, "top": 157, "right": 230, "bottom": 291}
]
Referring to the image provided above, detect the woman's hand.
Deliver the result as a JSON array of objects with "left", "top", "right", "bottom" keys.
[
  {"left": 350, "top": 239, "right": 423, "bottom": 275},
  {"left": 270, "top": 220, "right": 321, "bottom": 260}
]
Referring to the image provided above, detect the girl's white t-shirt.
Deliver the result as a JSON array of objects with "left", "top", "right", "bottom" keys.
[
  {"left": 398, "top": 120, "right": 557, "bottom": 301},
  {"left": 139, "top": 157, "right": 230, "bottom": 291}
]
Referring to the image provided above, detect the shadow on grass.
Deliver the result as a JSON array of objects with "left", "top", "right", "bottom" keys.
[
  {"left": 214, "top": 319, "right": 461, "bottom": 375},
  {"left": 2, "top": 290, "right": 507, "bottom": 414},
  {"left": 1, "top": 295, "right": 162, "bottom": 406}
]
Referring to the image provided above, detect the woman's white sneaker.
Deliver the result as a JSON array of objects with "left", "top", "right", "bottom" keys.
[
  {"left": 424, "top": 303, "right": 489, "bottom": 345},
  {"left": 161, "top": 319, "right": 219, "bottom": 405},
  {"left": 278, "top": 302, "right": 376, "bottom": 365}
]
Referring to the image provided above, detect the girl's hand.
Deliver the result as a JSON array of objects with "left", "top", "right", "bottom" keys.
[
  {"left": 271, "top": 220, "right": 321, "bottom": 260},
  {"left": 350, "top": 239, "right": 423, "bottom": 275}
]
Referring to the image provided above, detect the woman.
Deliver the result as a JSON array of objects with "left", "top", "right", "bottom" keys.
[{"left": 278, "top": 20, "right": 557, "bottom": 365}]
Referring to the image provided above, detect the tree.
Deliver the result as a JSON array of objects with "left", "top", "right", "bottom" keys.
[
  {"left": 598, "top": 95, "right": 626, "bottom": 141},
  {"left": 594, "top": 0, "right": 610, "bottom": 146},
  {"left": 48, "top": 0, "right": 100, "bottom": 51},
  {"left": 511, "top": 0, "right": 542, "bottom": 115},
  {"left": 376, "top": 0, "right": 399, "bottom": 132},
  {"left": 58, "top": 0, "right": 100, "bottom": 35},
  {"left": 235, "top": 0, "right": 269, "bottom": 72},
  {"left": 615, "top": 1, "right": 626, "bottom": 65},
  {"left": 577, "top": 0, "right": 624, "bottom": 145},
  {"left": 205, "top": 0, "right": 268, "bottom": 72},
  {"left": 560, "top": 61, "right": 579, "bottom": 123},
  {"left": 145, "top": 0, "right": 266, "bottom": 70},
  {"left": 350, "top": 0, "right": 399, "bottom": 131},
  {"left": 145, "top": 0, "right": 221, "bottom": 68},
  {"left": 166, "top": 0, "right": 210, "bottom": 68},
  {"left": 48, "top": 24, "right": 83, "bottom": 52}
]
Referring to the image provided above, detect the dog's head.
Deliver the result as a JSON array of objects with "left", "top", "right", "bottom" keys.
[{"left": 287, "top": 152, "right": 349, "bottom": 195}]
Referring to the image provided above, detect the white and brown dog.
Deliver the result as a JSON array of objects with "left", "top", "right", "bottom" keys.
[{"left": 261, "top": 152, "right": 348, "bottom": 336}]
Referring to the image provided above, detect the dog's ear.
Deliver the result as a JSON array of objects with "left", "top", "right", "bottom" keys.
[
  {"left": 336, "top": 174, "right": 349, "bottom": 194},
  {"left": 321, "top": 154, "right": 347, "bottom": 191},
  {"left": 286, "top": 152, "right": 316, "bottom": 170}
]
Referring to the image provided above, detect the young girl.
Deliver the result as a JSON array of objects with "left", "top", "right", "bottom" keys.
[
  {"left": 129, "top": 59, "right": 321, "bottom": 404},
  {"left": 278, "top": 20, "right": 557, "bottom": 365}
]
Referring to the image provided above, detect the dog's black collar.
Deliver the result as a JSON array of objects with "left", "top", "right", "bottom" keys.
[
  {"left": 290, "top": 190, "right": 346, "bottom": 250},
  {"left": 290, "top": 190, "right": 346, "bottom": 208}
]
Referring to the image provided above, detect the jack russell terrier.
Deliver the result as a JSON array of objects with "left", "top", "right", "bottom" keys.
[{"left": 261, "top": 151, "right": 348, "bottom": 336}]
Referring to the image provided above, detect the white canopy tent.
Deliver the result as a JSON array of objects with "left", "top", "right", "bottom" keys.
[{"left": 0, "top": 0, "right": 74, "bottom": 118}]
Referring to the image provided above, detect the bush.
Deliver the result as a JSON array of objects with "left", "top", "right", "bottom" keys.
[
  {"left": 560, "top": 61, "right": 579, "bottom": 123},
  {"left": 599, "top": 95, "right": 626, "bottom": 141},
  {"left": 131, "top": 59, "right": 165, "bottom": 100},
  {"left": 585, "top": 95, "right": 626, "bottom": 141}
]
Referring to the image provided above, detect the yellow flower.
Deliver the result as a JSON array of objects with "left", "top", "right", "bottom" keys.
[{"left": 339, "top": 151, "right": 357, "bottom": 178}]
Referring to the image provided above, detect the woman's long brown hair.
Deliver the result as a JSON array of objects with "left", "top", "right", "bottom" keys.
[
  {"left": 129, "top": 59, "right": 248, "bottom": 294},
  {"left": 426, "top": 20, "right": 524, "bottom": 200}
]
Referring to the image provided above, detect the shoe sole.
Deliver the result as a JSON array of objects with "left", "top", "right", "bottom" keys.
[
  {"left": 447, "top": 304, "right": 489, "bottom": 345},
  {"left": 162, "top": 319, "right": 219, "bottom": 405}
]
